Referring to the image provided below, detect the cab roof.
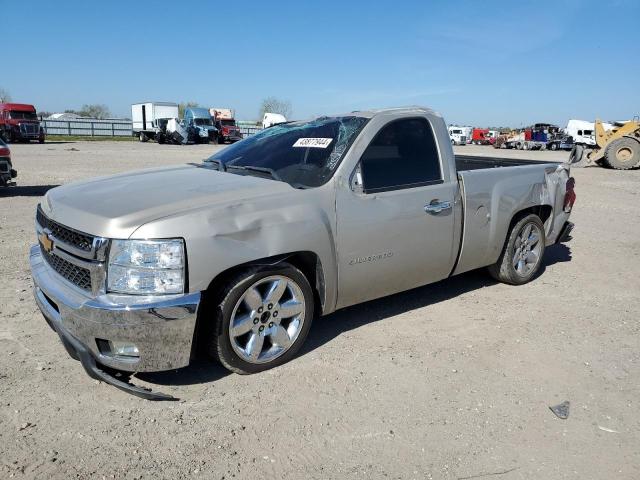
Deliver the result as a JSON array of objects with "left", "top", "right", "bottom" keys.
[
  {"left": 340, "top": 106, "right": 441, "bottom": 119},
  {"left": 0, "top": 103, "right": 37, "bottom": 111}
]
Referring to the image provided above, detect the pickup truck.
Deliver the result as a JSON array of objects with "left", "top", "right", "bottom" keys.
[{"left": 30, "top": 107, "right": 575, "bottom": 399}]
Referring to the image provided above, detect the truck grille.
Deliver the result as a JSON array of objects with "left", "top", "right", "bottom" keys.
[
  {"left": 37, "top": 206, "right": 94, "bottom": 252},
  {"left": 20, "top": 123, "right": 40, "bottom": 136},
  {"left": 41, "top": 245, "right": 92, "bottom": 291}
]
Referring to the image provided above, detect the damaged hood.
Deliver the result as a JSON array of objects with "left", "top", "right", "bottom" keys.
[{"left": 41, "top": 164, "right": 293, "bottom": 238}]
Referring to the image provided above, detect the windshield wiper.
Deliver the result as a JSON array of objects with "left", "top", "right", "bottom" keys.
[
  {"left": 226, "top": 165, "right": 282, "bottom": 181},
  {"left": 203, "top": 158, "right": 225, "bottom": 171}
]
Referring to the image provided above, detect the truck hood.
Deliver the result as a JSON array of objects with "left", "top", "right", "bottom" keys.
[{"left": 41, "top": 164, "right": 293, "bottom": 239}]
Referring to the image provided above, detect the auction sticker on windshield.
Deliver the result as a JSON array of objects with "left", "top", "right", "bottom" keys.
[{"left": 293, "top": 138, "right": 333, "bottom": 148}]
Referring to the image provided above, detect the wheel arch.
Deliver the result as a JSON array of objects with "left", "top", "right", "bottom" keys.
[
  {"left": 201, "top": 250, "right": 326, "bottom": 315},
  {"left": 192, "top": 251, "right": 326, "bottom": 360},
  {"left": 499, "top": 204, "right": 552, "bottom": 249}
]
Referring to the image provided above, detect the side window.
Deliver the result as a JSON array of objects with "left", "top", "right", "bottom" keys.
[
  {"left": 359, "top": 118, "right": 442, "bottom": 193},
  {"left": 577, "top": 130, "right": 582, "bottom": 136}
]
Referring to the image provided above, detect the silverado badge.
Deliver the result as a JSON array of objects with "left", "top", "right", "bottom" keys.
[{"left": 39, "top": 231, "right": 53, "bottom": 253}]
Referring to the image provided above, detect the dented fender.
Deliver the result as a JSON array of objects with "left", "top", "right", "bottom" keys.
[
  {"left": 454, "top": 163, "right": 571, "bottom": 275},
  {"left": 131, "top": 184, "right": 339, "bottom": 315}
]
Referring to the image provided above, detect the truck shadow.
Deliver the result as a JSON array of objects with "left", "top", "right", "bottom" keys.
[
  {"left": 0, "top": 185, "right": 59, "bottom": 197},
  {"left": 137, "top": 244, "right": 572, "bottom": 387},
  {"left": 137, "top": 359, "right": 230, "bottom": 386},
  {"left": 301, "top": 243, "right": 572, "bottom": 357}
]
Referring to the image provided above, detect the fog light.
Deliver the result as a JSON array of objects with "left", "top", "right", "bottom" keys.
[{"left": 109, "top": 341, "right": 140, "bottom": 357}]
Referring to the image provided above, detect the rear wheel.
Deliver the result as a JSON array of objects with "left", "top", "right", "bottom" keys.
[
  {"left": 604, "top": 137, "right": 640, "bottom": 170},
  {"left": 488, "top": 214, "right": 545, "bottom": 285},
  {"left": 139, "top": 132, "right": 148, "bottom": 142},
  {"left": 208, "top": 263, "right": 314, "bottom": 374},
  {"left": 550, "top": 143, "right": 558, "bottom": 151}
]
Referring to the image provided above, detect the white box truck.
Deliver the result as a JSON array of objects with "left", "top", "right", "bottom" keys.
[{"left": 131, "top": 102, "right": 179, "bottom": 142}]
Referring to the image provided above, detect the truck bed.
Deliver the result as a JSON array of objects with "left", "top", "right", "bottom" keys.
[{"left": 455, "top": 155, "right": 554, "bottom": 171}]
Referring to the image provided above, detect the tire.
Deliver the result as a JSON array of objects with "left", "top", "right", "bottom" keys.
[
  {"left": 603, "top": 137, "right": 640, "bottom": 170},
  {"left": 208, "top": 263, "right": 315, "bottom": 374},
  {"left": 569, "top": 144, "right": 586, "bottom": 165},
  {"left": 550, "top": 143, "right": 558, "bottom": 151},
  {"left": 488, "top": 214, "right": 546, "bottom": 285},
  {"left": 139, "top": 132, "right": 148, "bottom": 142}
]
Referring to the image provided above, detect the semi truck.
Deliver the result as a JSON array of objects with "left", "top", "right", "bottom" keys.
[
  {"left": 210, "top": 108, "right": 243, "bottom": 143},
  {"left": 184, "top": 107, "right": 218, "bottom": 144},
  {"left": 30, "top": 106, "right": 575, "bottom": 399},
  {"left": 131, "top": 102, "right": 179, "bottom": 142},
  {"left": 0, "top": 103, "right": 45, "bottom": 143},
  {"left": 448, "top": 126, "right": 467, "bottom": 145}
]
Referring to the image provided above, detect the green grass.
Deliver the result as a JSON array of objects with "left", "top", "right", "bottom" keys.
[{"left": 45, "top": 135, "right": 135, "bottom": 142}]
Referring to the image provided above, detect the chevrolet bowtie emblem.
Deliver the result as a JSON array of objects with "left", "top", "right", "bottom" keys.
[{"left": 39, "top": 231, "right": 54, "bottom": 253}]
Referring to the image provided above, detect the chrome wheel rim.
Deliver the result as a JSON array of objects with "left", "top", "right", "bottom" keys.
[
  {"left": 512, "top": 222, "right": 543, "bottom": 277},
  {"left": 229, "top": 275, "right": 306, "bottom": 364}
]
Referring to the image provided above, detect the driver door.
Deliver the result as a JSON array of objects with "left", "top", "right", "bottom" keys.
[{"left": 335, "top": 117, "right": 459, "bottom": 308}]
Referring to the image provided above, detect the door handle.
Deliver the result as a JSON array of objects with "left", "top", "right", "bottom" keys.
[{"left": 424, "top": 200, "right": 452, "bottom": 215}]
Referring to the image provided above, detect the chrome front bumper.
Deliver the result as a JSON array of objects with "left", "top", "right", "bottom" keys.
[{"left": 30, "top": 244, "right": 201, "bottom": 373}]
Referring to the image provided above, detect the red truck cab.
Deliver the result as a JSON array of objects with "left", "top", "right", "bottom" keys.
[
  {"left": 0, "top": 103, "right": 45, "bottom": 143},
  {"left": 210, "top": 108, "right": 243, "bottom": 144},
  {"left": 471, "top": 128, "right": 490, "bottom": 145}
]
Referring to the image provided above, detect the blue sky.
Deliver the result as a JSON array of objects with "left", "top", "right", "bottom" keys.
[{"left": 2, "top": 0, "right": 638, "bottom": 126}]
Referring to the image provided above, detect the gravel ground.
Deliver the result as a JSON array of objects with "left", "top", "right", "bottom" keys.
[{"left": 1, "top": 141, "right": 639, "bottom": 479}]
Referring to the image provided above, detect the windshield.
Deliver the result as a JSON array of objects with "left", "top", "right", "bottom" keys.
[
  {"left": 9, "top": 111, "right": 37, "bottom": 120},
  {"left": 194, "top": 118, "right": 212, "bottom": 126},
  {"left": 205, "top": 116, "right": 368, "bottom": 188}
]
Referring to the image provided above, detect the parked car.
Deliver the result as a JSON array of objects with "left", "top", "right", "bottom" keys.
[
  {"left": 0, "top": 103, "right": 45, "bottom": 143},
  {"left": 0, "top": 137, "right": 17, "bottom": 186},
  {"left": 184, "top": 107, "right": 218, "bottom": 144},
  {"left": 30, "top": 106, "right": 575, "bottom": 399},
  {"left": 131, "top": 102, "right": 179, "bottom": 142}
]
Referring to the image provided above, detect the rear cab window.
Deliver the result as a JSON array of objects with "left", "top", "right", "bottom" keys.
[{"left": 359, "top": 117, "right": 442, "bottom": 193}]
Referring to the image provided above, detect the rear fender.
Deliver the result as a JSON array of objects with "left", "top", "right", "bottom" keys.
[{"left": 454, "top": 164, "right": 569, "bottom": 275}]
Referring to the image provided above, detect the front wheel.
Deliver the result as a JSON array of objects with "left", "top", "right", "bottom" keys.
[
  {"left": 488, "top": 214, "right": 545, "bottom": 285},
  {"left": 208, "top": 263, "right": 314, "bottom": 374}
]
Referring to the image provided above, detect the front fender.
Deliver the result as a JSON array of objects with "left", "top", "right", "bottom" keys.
[{"left": 130, "top": 187, "right": 339, "bottom": 314}]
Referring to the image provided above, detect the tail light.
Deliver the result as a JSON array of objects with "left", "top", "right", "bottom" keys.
[
  {"left": 0, "top": 147, "right": 10, "bottom": 156},
  {"left": 564, "top": 177, "right": 576, "bottom": 212}
]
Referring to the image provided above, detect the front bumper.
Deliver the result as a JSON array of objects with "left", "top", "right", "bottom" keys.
[{"left": 30, "top": 244, "right": 201, "bottom": 374}]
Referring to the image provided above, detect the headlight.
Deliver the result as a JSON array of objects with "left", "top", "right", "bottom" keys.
[{"left": 107, "top": 239, "right": 185, "bottom": 295}]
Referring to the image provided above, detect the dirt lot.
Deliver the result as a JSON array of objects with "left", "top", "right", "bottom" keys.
[{"left": 1, "top": 141, "right": 639, "bottom": 479}]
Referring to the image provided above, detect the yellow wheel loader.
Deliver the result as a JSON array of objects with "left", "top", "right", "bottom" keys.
[{"left": 570, "top": 117, "right": 640, "bottom": 169}]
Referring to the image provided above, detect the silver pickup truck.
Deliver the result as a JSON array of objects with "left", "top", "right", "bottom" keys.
[{"left": 30, "top": 107, "right": 576, "bottom": 399}]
